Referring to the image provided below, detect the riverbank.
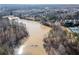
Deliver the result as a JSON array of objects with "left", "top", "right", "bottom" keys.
[
  {"left": 0, "top": 18, "right": 28, "bottom": 55},
  {"left": 43, "top": 24, "right": 79, "bottom": 55}
]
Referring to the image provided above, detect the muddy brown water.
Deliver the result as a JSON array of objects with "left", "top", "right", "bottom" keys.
[{"left": 14, "top": 19, "right": 51, "bottom": 55}]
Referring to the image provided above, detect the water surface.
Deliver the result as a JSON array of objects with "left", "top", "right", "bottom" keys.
[{"left": 14, "top": 19, "right": 51, "bottom": 55}]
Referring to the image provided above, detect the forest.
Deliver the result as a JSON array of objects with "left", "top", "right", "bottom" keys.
[{"left": 0, "top": 17, "right": 28, "bottom": 54}]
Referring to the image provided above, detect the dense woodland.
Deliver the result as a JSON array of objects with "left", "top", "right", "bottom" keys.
[
  {"left": 43, "top": 25, "right": 79, "bottom": 55},
  {"left": 0, "top": 18, "right": 28, "bottom": 54}
]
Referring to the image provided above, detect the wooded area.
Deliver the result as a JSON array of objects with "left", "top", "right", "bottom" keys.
[{"left": 0, "top": 18, "right": 28, "bottom": 54}]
